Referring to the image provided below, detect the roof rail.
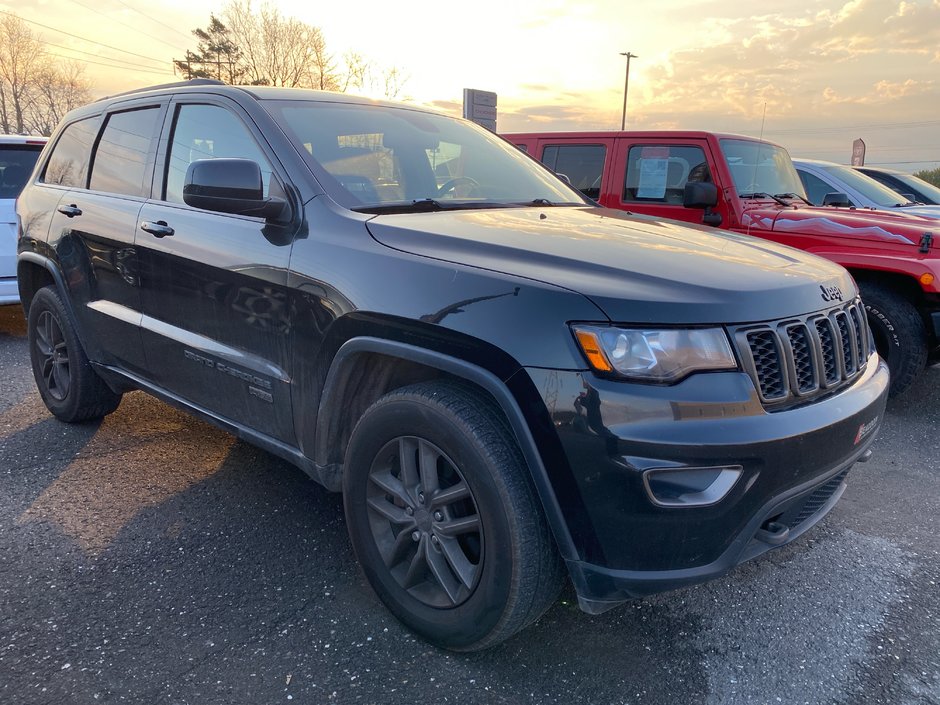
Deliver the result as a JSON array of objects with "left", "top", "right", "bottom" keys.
[{"left": 96, "top": 78, "right": 225, "bottom": 102}]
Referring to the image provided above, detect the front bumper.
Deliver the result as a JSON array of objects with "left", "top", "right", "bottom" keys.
[{"left": 524, "top": 355, "right": 889, "bottom": 612}]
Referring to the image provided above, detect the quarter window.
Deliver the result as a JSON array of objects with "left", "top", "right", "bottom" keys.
[
  {"left": 89, "top": 107, "right": 161, "bottom": 197},
  {"left": 42, "top": 117, "right": 101, "bottom": 188},
  {"left": 623, "top": 145, "right": 710, "bottom": 204},
  {"left": 541, "top": 144, "right": 606, "bottom": 199},
  {"left": 165, "top": 104, "right": 274, "bottom": 205}
]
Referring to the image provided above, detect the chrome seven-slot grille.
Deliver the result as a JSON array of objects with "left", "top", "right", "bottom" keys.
[{"left": 730, "top": 299, "right": 870, "bottom": 407}]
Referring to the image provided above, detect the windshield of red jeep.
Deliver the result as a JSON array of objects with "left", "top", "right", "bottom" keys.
[
  {"left": 266, "top": 100, "right": 588, "bottom": 212},
  {"left": 720, "top": 139, "right": 806, "bottom": 199}
]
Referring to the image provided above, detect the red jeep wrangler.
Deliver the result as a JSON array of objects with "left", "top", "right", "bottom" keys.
[{"left": 505, "top": 131, "right": 939, "bottom": 395}]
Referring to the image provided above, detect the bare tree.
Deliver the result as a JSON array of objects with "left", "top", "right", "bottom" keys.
[
  {"left": 0, "top": 14, "right": 45, "bottom": 133},
  {"left": 0, "top": 14, "right": 91, "bottom": 136},
  {"left": 27, "top": 61, "right": 91, "bottom": 136},
  {"left": 174, "top": 3, "right": 410, "bottom": 98}
]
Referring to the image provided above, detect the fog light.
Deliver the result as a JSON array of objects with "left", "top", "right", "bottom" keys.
[{"left": 643, "top": 466, "right": 743, "bottom": 507}]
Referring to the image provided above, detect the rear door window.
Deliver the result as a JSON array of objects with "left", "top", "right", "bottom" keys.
[
  {"left": 0, "top": 145, "right": 43, "bottom": 199},
  {"left": 89, "top": 107, "right": 162, "bottom": 197},
  {"left": 42, "top": 117, "right": 101, "bottom": 188},
  {"left": 623, "top": 145, "right": 710, "bottom": 203},
  {"left": 540, "top": 144, "right": 606, "bottom": 199}
]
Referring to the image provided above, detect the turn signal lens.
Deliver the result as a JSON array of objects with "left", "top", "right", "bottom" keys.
[
  {"left": 574, "top": 329, "right": 613, "bottom": 372},
  {"left": 920, "top": 273, "right": 935, "bottom": 286}
]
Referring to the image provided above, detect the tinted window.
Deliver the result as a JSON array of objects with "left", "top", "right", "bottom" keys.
[
  {"left": 541, "top": 144, "right": 606, "bottom": 199},
  {"left": 165, "top": 104, "right": 274, "bottom": 204},
  {"left": 820, "top": 164, "right": 912, "bottom": 207},
  {"left": 42, "top": 117, "right": 100, "bottom": 188},
  {"left": 0, "top": 145, "right": 43, "bottom": 199},
  {"left": 798, "top": 170, "right": 844, "bottom": 205},
  {"left": 89, "top": 107, "right": 161, "bottom": 197},
  {"left": 270, "top": 101, "right": 585, "bottom": 209},
  {"left": 623, "top": 145, "right": 709, "bottom": 204}
]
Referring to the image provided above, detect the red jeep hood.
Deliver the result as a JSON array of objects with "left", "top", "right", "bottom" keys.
[{"left": 742, "top": 203, "right": 933, "bottom": 247}]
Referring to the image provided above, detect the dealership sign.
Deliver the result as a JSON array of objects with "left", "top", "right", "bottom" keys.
[{"left": 463, "top": 89, "right": 497, "bottom": 132}]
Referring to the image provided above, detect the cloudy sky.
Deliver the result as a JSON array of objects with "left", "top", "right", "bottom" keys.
[{"left": 8, "top": 0, "right": 940, "bottom": 170}]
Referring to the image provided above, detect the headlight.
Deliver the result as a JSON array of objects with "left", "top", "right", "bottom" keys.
[{"left": 572, "top": 325, "right": 737, "bottom": 382}]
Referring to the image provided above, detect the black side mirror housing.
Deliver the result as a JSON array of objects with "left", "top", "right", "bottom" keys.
[
  {"left": 183, "top": 158, "right": 286, "bottom": 220},
  {"left": 683, "top": 181, "right": 719, "bottom": 209},
  {"left": 822, "top": 192, "right": 852, "bottom": 207}
]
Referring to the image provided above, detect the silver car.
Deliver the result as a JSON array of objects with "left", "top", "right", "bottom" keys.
[
  {"left": 794, "top": 158, "right": 940, "bottom": 220},
  {"left": 1, "top": 134, "right": 48, "bottom": 304}
]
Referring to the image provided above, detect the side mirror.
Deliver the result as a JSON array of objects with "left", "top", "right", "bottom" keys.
[
  {"left": 183, "top": 158, "right": 286, "bottom": 220},
  {"left": 683, "top": 181, "right": 719, "bottom": 209},
  {"left": 821, "top": 192, "right": 852, "bottom": 207}
]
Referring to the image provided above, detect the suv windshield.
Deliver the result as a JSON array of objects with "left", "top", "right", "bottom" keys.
[
  {"left": 265, "top": 100, "right": 588, "bottom": 212},
  {"left": 720, "top": 138, "right": 805, "bottom": 198},
  {"left": 0, "top": 144, "right": 42, "bottom": 200},
  {"left": 822, "top": 164, "right": 917, "bottom": 207}
]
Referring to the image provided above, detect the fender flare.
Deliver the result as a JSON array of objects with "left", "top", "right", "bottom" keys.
[
  {"left": 317, "top": 336, "right": 578, "bottom": 561},
  {"left": 17, "top": 252, "right": 85, "bottom": 336}
]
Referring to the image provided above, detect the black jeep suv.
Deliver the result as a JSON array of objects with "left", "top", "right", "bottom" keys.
[{"left": 17, "top": 80, "right": 889, "bottom": 650}]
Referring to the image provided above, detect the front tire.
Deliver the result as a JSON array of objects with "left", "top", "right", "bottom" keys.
[
  {"left": 27, "top": 286, "right": 122, "bottom": 422},
  {"left": 859, "top": 281, "right": 928, "bottom": 396},
  {"left": 343, "top": 381, "right": 564, "bottom": 651}
]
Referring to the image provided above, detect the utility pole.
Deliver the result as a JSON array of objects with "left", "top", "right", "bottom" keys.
[{"left": 620, "top": 51, "right": 638, "bottom": 131}]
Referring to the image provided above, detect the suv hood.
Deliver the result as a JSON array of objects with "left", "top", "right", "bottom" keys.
[
  {"left": 743, "top": 202, "right": 936, "bottom": 247},
  {"left": 366, "top": 207, "right": 856, "bottom": 324}
]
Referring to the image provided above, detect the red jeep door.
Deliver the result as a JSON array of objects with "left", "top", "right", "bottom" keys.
[{"left": 610, "top": 138, "right": 723, "bottom": 226}]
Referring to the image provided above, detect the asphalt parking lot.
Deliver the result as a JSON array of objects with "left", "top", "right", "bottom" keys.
[{"left": 1, "top": 303, "right": 938, "bottom": 705}]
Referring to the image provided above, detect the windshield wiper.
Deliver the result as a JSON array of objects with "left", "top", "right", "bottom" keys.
[
  {"left": 353, "top": 199, "right": 519, "bottom": 215},
  {"left": 739, "top": 192, "right": 791, "bottom": 207},
  {"left": 774, "top": 192, "right": 814, "bottom": 205},
  {"left": 513, "top": 198, "right": 584, "bottom": 207}
]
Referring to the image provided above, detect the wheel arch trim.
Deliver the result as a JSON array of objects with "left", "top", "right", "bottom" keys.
[{"left": 317, "top": 336, "right": 578, "bottom": 561}]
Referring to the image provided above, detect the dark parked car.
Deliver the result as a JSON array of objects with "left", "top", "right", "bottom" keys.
[
  {"left": 17, "top": 80, "right": 888, "bottom": 650},
  {"left": 856, "top": 165, "right": 940, "bottom": 206}
]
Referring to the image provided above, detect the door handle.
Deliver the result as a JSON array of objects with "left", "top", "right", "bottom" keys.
[
  {"left": 57, "top": 204, "right": 82, "bottom": 218},
  {"left": 140, "top": 220, "right": 175, "bottom": 238}
]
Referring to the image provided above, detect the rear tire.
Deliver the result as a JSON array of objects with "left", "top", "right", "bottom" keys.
[
  {"left": 27, "top": 286, "right": 122, "bottom": 422},
  {"left": 343, "top": 381, "right": 564, "bottom": 651},
  {"left": 859, "top": 281, "right": 927, "bottom": 396}
]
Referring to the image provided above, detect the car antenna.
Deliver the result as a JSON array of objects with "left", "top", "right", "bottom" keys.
[{"left": 746, "top": 102, "right": 767, "bottom": 239}]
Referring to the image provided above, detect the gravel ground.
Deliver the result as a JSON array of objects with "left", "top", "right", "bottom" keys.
[{"left": 1, "top": 304, "right": 938, "bottom": 705}]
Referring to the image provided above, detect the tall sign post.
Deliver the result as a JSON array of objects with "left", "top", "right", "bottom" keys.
[
  {"left": 851, "top": 138, "right": 866, "bottom": 166},
  {"left": 463, "top": 89, "right": 497, "bottom": 132}
]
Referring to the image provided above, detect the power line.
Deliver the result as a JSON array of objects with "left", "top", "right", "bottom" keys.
[
  {"left": 45, "top": 40, "right": 177, "bottom": 73},
  {"left": 63, "top": 0, "right": 189, "bottom": 53},
  {"left": 110, "top": 0, "right": 196, "bottom": 46},
  {"left": 47, "top": 51, "right": 175, "bottom": 77},
  {"left": 2, "top": 10, "right": 170, "bottom": 67},
  {"left": 765, "top": 120, "right": 940, "bottom": 135}
]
